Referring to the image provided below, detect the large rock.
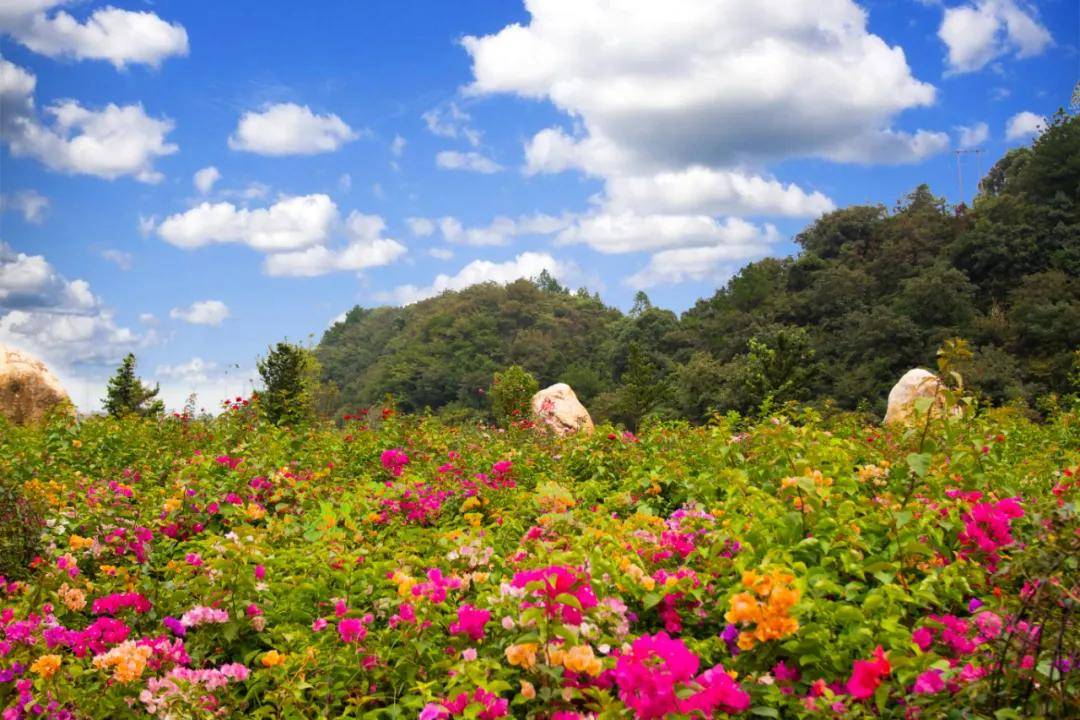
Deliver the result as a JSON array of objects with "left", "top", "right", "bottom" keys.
[
  {"left": 531, "top": 383, "right": 594, "bottom": 436},
  {"left": 884, "top": 368, "right": 952, "bottom": 425},
  {"left": 0, "top": 345, "right": 73, "bottom": 425}
]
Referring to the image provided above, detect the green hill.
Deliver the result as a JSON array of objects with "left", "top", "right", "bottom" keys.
[{"left": 318, "top": 112, "right": 1079, "bottom": 423}]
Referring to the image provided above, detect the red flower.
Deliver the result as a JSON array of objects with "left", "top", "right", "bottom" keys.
[{"left": 847, "top": 645, "right": 890, "bottom": 699}]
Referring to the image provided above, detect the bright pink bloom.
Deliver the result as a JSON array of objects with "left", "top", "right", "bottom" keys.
[
  {"left": 913, "top": 669, "right": 945, "bottom": 695},
  {"left": 338, "top": 617, "right": 368, "bottom": 644},
  {"left": 912, "top": 627, "right": 934, "bottom": 651},
  {"left": 847, "top": 646, "right": 890, "bottom": 700},
  {"left": 381, "top": 448, "right": 410, "bottom": 477},
  {"left": 510, "top": 566, "right": 598, "bottom": 625},
  {"left": 448, "top": 604, "right": 490, "bottom": 641}
]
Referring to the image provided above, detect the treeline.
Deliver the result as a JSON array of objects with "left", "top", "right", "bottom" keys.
[{"left": 317, "top": 112, "right": 1080, "bottom": 425}]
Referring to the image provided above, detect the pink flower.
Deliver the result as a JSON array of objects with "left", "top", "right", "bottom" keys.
[
  {"left": 381, "top": 448, "right": 410, "bottom": 477},
  {"left": 338, "top": 617, "right": 368, "bottom": 644},
  {"left": 180, "top": 605, "right": 229, "bottom": 627},
  {"left": 448, "top": 604, "right": 490, "bottom": 641},
  {"left": 847, "top": 646, "right": 890, "bottom": 700},
  {"left": 614, "top": 632, "right": 749, "bottom": 718},
  {"left": 91, "top": 592, "right": 151, "bottom": 616},
  {"left": 254, "top": 565, "right": 266, "bottom": 580},
  {"left": 461, "top": 647, "right": 477, "bottom": 661},
  {"left": 312, "top": 618, "right": 328, "bottom": 632},
  {"left": 912, "top": 627, "right": 934, "bottom": 651},
  {"left": 913, "top": 669, "right": 945, "bottom": 695},
  {"left": 510, "top": 566, "right": 598, "bottom": 625}
]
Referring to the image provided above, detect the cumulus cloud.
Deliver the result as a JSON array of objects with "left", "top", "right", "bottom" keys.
[
  {"left": 460, "top": 0, "right": 950, "bottom": 261},
  {"left": 229, "top": 103, "right": 359, "bottom": 155},
  {"left": 1, "top": 58, "right": 177, "bottom": 182},
  {"left": 558, "top": 214, "right": 780, "bottom": 255},
  {"left": 0, "top": 242, "right": 141, "bottom": 371},
  {"left": 626, "top": 241, "right": 776, "bottom": 289},
  {"left": 169, "top": 300, "right": 230, "bottom": 326},
  {"left": 157, "top": 194, "right": 337, "bottom": 251},
  {"left": 1005, "top": 110, "right": 1045, "bottom": 140},
  {"left": 938, "top": 0, "right": 1052, "bottom": 74},
  {"left": 0, "top": 0, "right": 188, "bottom": 68},
  {"left": 416, "top": 212, "right": 574, "bottom": 247},
  {"left": 422, "top": 102, "right": 481, "bottom": 146},
  {"left": 378, "top": 251, "right": 574, "bottom": 305},
  {"left": 193, "top": 166, "right": 221, "bottom": 194},
  {"left": 391, "top": 134, "right": 407, "bottom": 156},
  {"left": 428, "top": 247, "right": 453, "bottom": 260},
  {"left": 0, "top": 189, "right": 49, "bottom": 223},
  {"left": 955, "top": 122, "right": 990, "bottom": 149},
  {"left": 435, "top": 150, "right": 502, "bottom": 174},
  {"left": 603, "top": 168, "right": 834, "bottom": 217},
  {"left": 156, "top": 194, "right": 408, "bottom": 277},
  {"left": 465, "top": 0, "right": 942, "bottom": 170},
  {"left": 262, "top": 212, "right": 406, "bottom": 277}
]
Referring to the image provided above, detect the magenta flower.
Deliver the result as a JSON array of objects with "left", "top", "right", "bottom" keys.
[
  {"left": 913, "top": 669, "right": 945, "bottom": 695},
  {"left": 338, "top": 617, "right": 367, "bottom": 644},
  {"left": 847, "top": 646, "right": 890, "bottom": 700},
  {"left": 448, "top": 604, "right": 490, "bottom": 641},
  {"left": 381, "top": 448, "right": 410, "bottom": 477},
  {"left": 510, "top": 565, "right": 598, "bottom": 625}
]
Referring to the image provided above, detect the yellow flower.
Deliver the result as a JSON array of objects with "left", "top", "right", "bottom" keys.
[
  {"left": 261, "top": 650, "right": 286, "bottom": 667},
  {"left": 505, "top": 642, "right": 539, "bottom": 669},
  {"left": 246, "top": 503, "right": 267, "bottom": 521},
  {"left": 461, "top": 496, "right": 482, "bottom": 511},
  {"left": 163, "top": 497, "right": 181, "bottom": 513},
  {"left": 31, "top": 654, "right": 61, "bottom": 678},
  {"left": 464, "top": 512, "right": 483, "bottom": 527}
]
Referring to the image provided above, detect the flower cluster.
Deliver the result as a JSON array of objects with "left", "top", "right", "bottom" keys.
[{"left": 724, "top": 569, "right": 800, "bottom": 650}]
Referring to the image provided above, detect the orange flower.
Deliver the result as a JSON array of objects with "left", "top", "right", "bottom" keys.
[
  {"left": 505, "top": 642, "right": 539, "bottom": 669},
  {"left": 520, "top": 680, "right": 536, "bottom": 699},
  {"left": 92, "top": 641, "right": 152, "bottom": 682},
  {"left": 31, "top": 654, "right": 61, "bottom": 678},
  {"left": 562, "top": 645, "right": 603, "bottom": 676},
  {"left": 261, "top": 650, "right": 286, "bottom": 667},
  {"left": 724, "top": 592, "right": 761, "bottom": 624}
]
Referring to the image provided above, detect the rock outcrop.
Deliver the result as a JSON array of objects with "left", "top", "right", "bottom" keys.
[
  {"left": 884, "top": 368, "right": 952, "bottom": 425},
  {"left": 531, "top": 383, "right": 594, "bottom": 436},
  {"left": 0, "top": 345, "right": 72, "bottom": 425}
]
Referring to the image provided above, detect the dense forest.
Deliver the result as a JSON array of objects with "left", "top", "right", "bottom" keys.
[{"left": 318, "top": 112, "right": 1079, "bottom": 425}]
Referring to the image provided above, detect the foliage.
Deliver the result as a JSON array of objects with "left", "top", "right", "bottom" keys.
[
  {"left": 1, "top": 391, "right": 1077, "bottom": 718},
  {"left": 319, "top": 115, "right": 1080, "bottom": 424},
  {"left": 490, "top": 365, "right": 539, "bottom": 426},
  {"left": 255, "top": 341, "right": 323, "bottom": 427},
  {"left": 103, "top": 354, "right": 164, "bottom": 419}
]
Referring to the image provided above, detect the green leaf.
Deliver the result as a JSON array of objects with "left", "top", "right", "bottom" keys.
[
  {"left": 750, "top": 708, "right": 780, "bottom": 718},
  {"left": 906, "top": 453, "right": 932, "bottom": 478}
]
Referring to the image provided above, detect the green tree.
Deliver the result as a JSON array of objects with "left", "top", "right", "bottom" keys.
[
  {"left": 256, "top": 341, "right": 321, "bottom": 426},
  {"left": 490, "top": 365, "right": 539, "bottom": 426},
  {"left": 614, "top": 343, "right": 666, "bottom": 429},
  {"left": 103, "top": 353, "right": 164, "bottom": 418}
]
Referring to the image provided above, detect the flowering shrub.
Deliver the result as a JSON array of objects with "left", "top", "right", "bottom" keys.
[{"left": 0, "top": 401, "right": 1077, "bottom": 718}]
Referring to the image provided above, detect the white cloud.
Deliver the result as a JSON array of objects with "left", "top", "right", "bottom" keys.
[
  {"left": 604, "top": 168, "right": 834, "bottom": 217},
  {"left": 229, "top": 103, "right": 359, "bottom": 156},
  {"left": 461, "top": 1, "right": 950, "bottom": 259},
  {"left": 435, "top": 212, "right": 574, "bottom": 246},
  {"left": 138, "top": 214, "right": 158, "bottom": 237},
  {"left": 169, "top": 299, "right": 230, "bottom": 326},
  {"left": 939, "top": 1, "right": 1052, "bottom": 74},
  {"left": 391, "top": 134, "right": 407, "bottom": 156},
  {"left": 1005, "top": 110, "right": 1045, "bottom": 140},
  {"left": 627, "top": 242, "right": 775, "bottom": 288},
  {"left": 1, "top": 59, "right": 177, "bottom": 182},
  {"left": 0, "top": 189, "right": 48, "bottom": 223},
  {"left": 378, "top": 251, "right": 574, "bottom": 305},
  {"left": 435, "top": 150, "right": 502, "bottom": 174},
  {"left": 101, "top": 249, "right": 132, "bottom": 270},
  {"left": 955, "top": 121, "right": 990, "bottom": 149},
  {"left": 338, "top": 173, "right": 352, "bottom": 192},
  {"left": 0, "top": 242, "right": 141, "bottom": 371},
  {"left": 193, "top": 166, "right": 221, "bottom": 194},
  {"left": 465, "top": 0, "right": 941, "bottom": 170},
  {"left": 262, "top": 212, "right": 406, "bottom": 277},
  {"left": 558, "top": 213, "right": 780, "bottom": 255},
  {"left": 422, "top": 102, "right": 481, "bottom": 146},
  {"left": 406, "top": 217, "right": 436, "bottom": 237},
  {"left": 139, "top": 313, "right": 157, "bottom": 325},
  {"left": 153, "top": 357, "right": 255, "bottom": 413},
  {"left": 428, "top": 247, "right": 454, "bottom": 260},
  {"left": 0, "top": 1, "right": 188, "bottom": 68},
  {"left": 157, "top": 194, "right": 338, "bottom": 251}
]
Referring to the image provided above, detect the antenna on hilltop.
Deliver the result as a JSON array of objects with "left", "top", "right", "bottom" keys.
[{"left": 954, "top": 148, "right": 984, "bottom": 206}]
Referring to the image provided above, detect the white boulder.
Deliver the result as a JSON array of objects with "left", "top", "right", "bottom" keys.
[{"left": 531, "top": 383, "right": 594, "bottom": 436}]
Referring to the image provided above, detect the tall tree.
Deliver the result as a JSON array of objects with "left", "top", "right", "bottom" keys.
[
  {"left": 103, "top": 354, "right": 164, "bottom": 418},
  {"left": 257, "top": 341, "right": 321, "bottom": 426}
]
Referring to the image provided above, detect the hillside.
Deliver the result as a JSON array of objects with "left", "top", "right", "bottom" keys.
[{"left": 319, "top": 113, "right": 1079, "bottom": 423}]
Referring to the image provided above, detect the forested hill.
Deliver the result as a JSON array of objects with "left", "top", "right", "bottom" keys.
[{"left": 318, "top": 112, "right": 1079, "bottom": 424}]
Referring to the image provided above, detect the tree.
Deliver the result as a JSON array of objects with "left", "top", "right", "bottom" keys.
[
  {"left": 613, "top": 343, "right": 666, "bottom": 429},
  {"left": 103, "top": 354, "right": 164, "bottom": 418},
  {"left": 490, "top": 365, "right": 539, "bottom": 426},
  {"left": 256, "top": 341, "right": 321, "bottom": 426}
]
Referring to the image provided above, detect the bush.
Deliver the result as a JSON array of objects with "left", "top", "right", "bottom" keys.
[
  {"left": 489, "top": 365, "right": 538, "bottom": 426},
  {"left": 0, "top": 477, "right": 42, "bottom": 581}
]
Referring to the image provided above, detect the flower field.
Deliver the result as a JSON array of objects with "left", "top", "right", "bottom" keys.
[{"left": 1, "top": 402, "right": 1078, "bottom": 719}]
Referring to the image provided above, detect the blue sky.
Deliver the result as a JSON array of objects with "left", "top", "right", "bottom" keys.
[{"left": 0, "top": 0, "right": 1074, "bottom": 411}]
